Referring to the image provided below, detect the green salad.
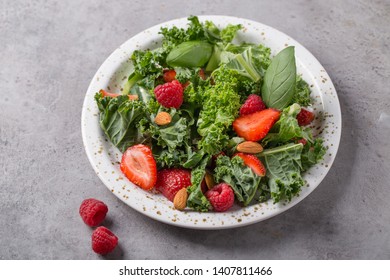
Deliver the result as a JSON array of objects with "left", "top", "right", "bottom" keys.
[{"left": 95, "top": 16, "right": 326, "bottom": 212}]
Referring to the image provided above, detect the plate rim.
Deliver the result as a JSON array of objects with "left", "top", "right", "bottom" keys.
[{"left": 81, "top": 15, "right": 342, "bottom": 229}]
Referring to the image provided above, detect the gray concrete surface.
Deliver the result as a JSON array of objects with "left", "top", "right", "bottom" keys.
[{"left": 1, "top": 0, "right": 390, "bottom": 259}]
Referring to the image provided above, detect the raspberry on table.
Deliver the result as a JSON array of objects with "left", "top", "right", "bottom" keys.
[
  {"left": 205, "top": 183, "right": 235, "bottom": 212},
  {"left": 239, "top": 94, "right": 267, "bottom": 116},
  {"left": 79, "top": 198, "right": 108, "bottom": 227},
  {"left": 92, "top": 226, "right": 118, "bottom": 255},
  {"left": 154, "top": 80, "right": 183, "bottom": 109}
]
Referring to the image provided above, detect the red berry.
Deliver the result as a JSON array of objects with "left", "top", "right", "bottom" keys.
[
  {"left": 234, "top": 153, "right": 266, "bottom": 177},
  {"left": 297, "top": 138, "right": 307, "bottom": 145},
  {"left": 79, "top": 198, "right": 108, "bottom": 227},
  {"left": 239, "top": 94, "right": 266, "bottom": 116},
  {"left": 155, "top": 169, "right": 192, "bottom": 202},
  {"left": 297, "top": 108, "right": 315, "bottom": 126},
  {"left": 205, "top": 183, "right": 234, "bottom": 212},
  {"left": 233, "top": 108, "right": 281, "bottom": 141},
  {"left": 91, "top": 226, "right": 118, "bottom": 255},
  {"left": 120, "top": 144, "right": 157, "bottom": 190},
  {"left": 199, "top": 68, "right": 206, "bottom": 80},
  {"left": 163, "top": 69, "right": 176, "bottom": 82},
  {"left": 154, "top": 80, "right": 183, "bottom": 109}
]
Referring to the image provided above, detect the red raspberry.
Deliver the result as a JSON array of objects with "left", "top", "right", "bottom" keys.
[
  {"left": 79, "top": 198, "right": 108, "bottom": 227},
  {"left": 154, "top": 80, "right": 183, "bottom": 109},
  {"left": 155, "top": 169, "right": 192, "bottom": 201},
  {"left": 163, "top": 69, "right": 176, "bottom": 82},
  {"left": 205, "top": 183, "right": 234, "bottom": 212},
  {"left": 239, "top": 94, "right": 267, "bottom": 116},
  {"left": 297, "top": 108, "right": 315, "bottom": 126},
  {"left": 92, "top": 226, "right": 118, "bottom": 255}
]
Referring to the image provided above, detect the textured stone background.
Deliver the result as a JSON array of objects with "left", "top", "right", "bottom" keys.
[{"left": 1, "top": 0, "right": 389, "bottom": 259}]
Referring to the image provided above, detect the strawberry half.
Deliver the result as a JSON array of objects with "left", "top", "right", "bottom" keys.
[
  {"left": 234, "top": 153, "right": 266, "bottom": 176},
  {"left": 163, "top": 69, "right": 176, "bottom": 82},
  {"left": 99, "top": 89, "right": 138, "bottom": 100},
  {"left": 233, "top": 108, "right": 281, "bottom": 141},
  {"left": 120, "top": 144, "right": 157, "bottom": 190},
  {"left": 296, "top": 108, "right": 315, "bottom": 126},
  {"left": 155, "top": 169, "right": 192, "bottom": 201}
]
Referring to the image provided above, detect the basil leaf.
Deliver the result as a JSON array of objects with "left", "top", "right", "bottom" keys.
[
  {"left": 262, "top": 46, "right": 296, "bottom": 109},
  {"left": 166, "top": 41, "right": 212, "bottom": 67}
]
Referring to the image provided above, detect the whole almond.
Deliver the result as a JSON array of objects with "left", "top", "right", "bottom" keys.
[
  {"left": 205, "top": 172, "right": 215, "bottom": 190},
  {"left": 236, "top": 141, "right": 263, "bottom": 154},
  {"left": 173, "top": 188, "right": 188, "bottom": 210},
  {"left": 154, "top": 112, "right": 172, "bottom": 126}
]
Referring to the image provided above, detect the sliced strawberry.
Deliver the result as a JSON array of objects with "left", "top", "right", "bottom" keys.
[
  {"left": 155, "top": 169, "right": 191, "bottom": 201},
  {"left": 100, "top": 89, "right": 138, "bottom": 101},
  {"left": 233, "top": 108, "right": 281, "bottom": 141},
  {"left": 296, "top": 108, "right": 315, "bottom": 126},
  {"left": 120, "top": 144, "right": 157, "bottom": 190},
  {"left": 100, "top": 89, "right": 120, "bottom": 98},
  {"left": 234, "top": 153, "right": 266, "bottom": 177},
  {"left": 128, "top": 94, "right": 139, "bottom": 100},
  {"left": 163, "top": 69, "right": 176, "bottom": 83}
]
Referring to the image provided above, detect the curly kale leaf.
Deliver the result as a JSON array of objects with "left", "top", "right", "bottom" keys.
[
  {"left": 259, "top": 143, "right": 304, "bottom": 203},
  {"left": 293, "top": 76, "right": 311, "bottom": 106},
  {"left": 197, "top": 67, "right": 241, "bottom": 155},
  {"left": 187, "top": 156, "right": 211, "bottom": 211},
  {"left": 214, "top": 155, "right": 261, "bottom": 206},
  {"left": 220, "top": 24, "right": 242, "bottom": 43},
  {"left": 263, "top": 103, "right": 308, "bottom": 146},
  {"left": 131, "top": 48, "right": 165, "bottom": 78},
  {"left": 95, "top": 93, "right": 148, "bottom": 152},
  {"left": 301, "top": 138, "right": 326, "bottom": 171}
]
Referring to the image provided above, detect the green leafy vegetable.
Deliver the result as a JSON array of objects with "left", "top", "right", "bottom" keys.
[
  {"left": 220, "top": 24, "right": 242, "bottom": 43},
  {"left": 95, "top": 94, "right": 148, "bottom": 152},
  {"left": 293, "top": 76, "right": 311, "bottom": 106},
  {"left": 197, "top": 66, "right": 241, "bottom": 155},
  {"left": 301, "top": 138, "right": 326, "bottom": 171},
  {"left": 224, "top": 47, "right": 262, "bottom": 82},
  {"left": 131, "top": 49, "right": 165, "bottom": 78},
  {"left": 149, "top": 111, "right": 189, "bottom": 151},
  {"left": 187, "top": 156, "right": 211, "bottom": 211},
  {"left": 166, "top": 41, "right": 213, "bottom": 67},
  {"left": 263, "top": 103, "right": 309, "bottom": 146},
  {"left": 159, "top": 16, "right": 207, "bottom": 52},
  {"left": 215, "top": 155, "right": 261, "bottom": 206},
  {"left": 262, "top": 46, "right": 296, "bottom": 109},
  {"left": 259, "top": 143, "right": 304, "bottom": 202}
]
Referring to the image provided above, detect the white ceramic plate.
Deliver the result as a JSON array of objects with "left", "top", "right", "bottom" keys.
[{"left": 81, "top": 16, "right": 341, "bottom": 229}]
